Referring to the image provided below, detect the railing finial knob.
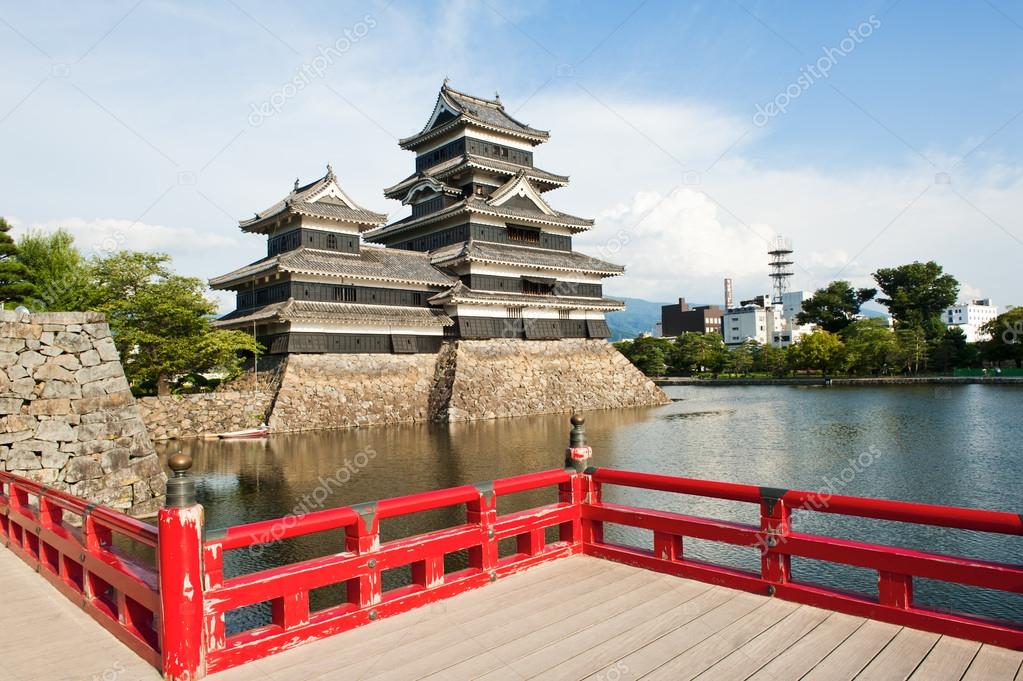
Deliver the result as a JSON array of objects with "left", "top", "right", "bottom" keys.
[
  {"left": 165, "top": 452, "right": 196, "bottom": 508},
  {"left": 168, "top": 452, "right": 193, "bottom": 477},
  {"left": 565, "top": 412, "right": 592, "bottom": 473}
]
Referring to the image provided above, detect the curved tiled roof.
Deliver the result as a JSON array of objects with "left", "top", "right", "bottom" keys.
[
  {"left": 215, "top": 299, "right": 453, "bottom": 328},
  {"left": 383, "top": 155, "right": 569, "bottom": 199},
  {"left": 209, "top": 246, "right": 457, "bottom": 289},
  {"left": 239, "top": 167, "right": 387, "bottom": 233},
  {"left": 428, "top": 281, "right": 624, "bottom": 311},
  {"left": 366, "top": 196, "right": 593, "bottom": 242},
  {"left": 429, "top": 241, "right": 624, "bottom": 276},
  {"left": 400, "top": 83, "right": 549, "bottom": 149}
]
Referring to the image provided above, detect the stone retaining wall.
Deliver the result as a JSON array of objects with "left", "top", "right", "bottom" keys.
[
  {"left": 136, "top": 391, "right": 273, "bottom": 440},
  {"left": 444, "top": 339, "right": 669, "bottom": 421},
  {"left": 0, "top": 311, "right": 165, "bottom": 516},
  {"left": 261, "top": 339, "right": 668, "bottom": 431},
  {"left": 268, "top": 353, "right": 440, "bottom": 432}
]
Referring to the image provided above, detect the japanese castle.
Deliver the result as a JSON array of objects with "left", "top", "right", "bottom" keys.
[{"left": 211, "top": 82, "right": 626, "bottom": 354}]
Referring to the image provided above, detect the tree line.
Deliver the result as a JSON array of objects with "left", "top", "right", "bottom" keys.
[
  {"left": 615, "top": 261, "right": 1022, "bottom": 377},
  {"left": 0, "top": 218, "right": 259, "bottom": 395}
]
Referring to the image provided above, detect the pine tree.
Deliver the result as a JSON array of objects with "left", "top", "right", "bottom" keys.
[{"left": 0, "top": 217, "right": 36, "bottom": 306}]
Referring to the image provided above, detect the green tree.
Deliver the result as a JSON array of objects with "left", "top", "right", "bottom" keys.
[
  {"left": 789, "top": 329, "right": 846, "bottom": 375},
  {"left": 89, "top": 251, "right": 260, "bottom": 394},
  {"left": 725, "top": 340, "right": 755, "bottom": 376},
  {"left": 929, "top": 326, "right": 972, "bottom": 373},
  {"left": 752, "top": 342, "right": 789, "bottom": 377},
  {"left": 873, "top": 261, "right": 958, "bottom": 338},
  {"left": 796, "top": 280, "right": 876, "bottom": 333},
  {"left": 673, "top": 332, "right": 727, "bottom": 375},
  {"left": 980, "top": 307, "right": 1023, "bottom": 368},
  {"left": 613, "top": 336, "right": 673, "bottom": 376},
  {"left": 0, "top": 217, "right": 36, "bottom": 306},
  {"left": 891, "top": 327, "right": 929, "bottom": 374},
  {"left": 16, "top": 228, "right": 91, "bottom": 311},
  {"left": 840, "top": 318, "right": 896, "bottom": 375}
]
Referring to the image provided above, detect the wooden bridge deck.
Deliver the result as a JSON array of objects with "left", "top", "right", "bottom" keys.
[{"left": 2, "top": 550, "right": 1022, "bottom": 681}]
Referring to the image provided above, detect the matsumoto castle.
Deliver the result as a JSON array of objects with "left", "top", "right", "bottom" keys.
[{"left": 211, "top": 82, "right": 626, "bottom": 354}]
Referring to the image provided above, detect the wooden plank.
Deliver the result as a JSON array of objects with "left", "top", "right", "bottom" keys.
[
  {"left": 356, "top": 563, "right": 650, "bottom": 681},
  {"left": 801, "top": 619, "right": 901, "bottom": 681},
  {"left": 585, "top": 592, "right": 768, "bottom": 680},
  {"left": 962, "top": 645, "right": 1023, "bottom": 681},
  {"left": 641, "top": 598, "right": 799, "bottom": 680},
  {"left": 0, "top": 549, "right": 160, "bottom": 681},
  {"left": 389, "top": 568, "right": 681, "bottom": 681},
  {"left": 854, "top": 628, "right": 940, "bottom": 681},
  {"left": 232, "top": 556, "right": 617, "bottom": 681},
  {"left": 747, "top": 612, "right": 865, "bottom": 681},
  {"left": 692, "top": 605, "right": 833, "bottom": 681},
  {"left": 531, "top": 587, "right": 739, "bottom": 681},
  {"left": 496, "top": 578, "right": 715, "bottom": 679},
  {"left": 908, "top": 636, "right": 982, "bottom": 681}
]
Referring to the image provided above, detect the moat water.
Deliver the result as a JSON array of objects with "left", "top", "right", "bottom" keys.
[{"left": 159, "top": 384, "right": 1023, "bottom": 633}]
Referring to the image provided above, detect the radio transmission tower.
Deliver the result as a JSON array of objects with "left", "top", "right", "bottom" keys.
[{"left": 768, "top": 237, "right": 794, "bottom": 305}]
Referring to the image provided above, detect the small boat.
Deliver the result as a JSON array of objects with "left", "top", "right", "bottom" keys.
[{"left": 218, "top": 425, "right": 269, "bottom": 439}]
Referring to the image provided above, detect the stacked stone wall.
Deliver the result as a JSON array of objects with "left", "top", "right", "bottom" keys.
[
  {"left": 443, "top": 339, "right": 669, "bottom": 421},
  {"left": 136, "top": 391, "right": 273, "bottom": 440},
  {"left": 267, "top": 353, "right": 440, "bottom": 432},
  {"left": 0, "top": 311, "right": 164, "bottom": 516}
]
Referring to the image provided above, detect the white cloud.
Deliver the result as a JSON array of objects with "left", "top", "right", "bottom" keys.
[{"left": 12, "top": 216, "right": 239, "bottom": 257}]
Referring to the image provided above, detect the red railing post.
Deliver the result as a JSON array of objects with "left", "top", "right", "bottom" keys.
[
  {"left": 565, "top": 413, "right": 603, "bottom": 548},
  {"left": 759, "top": 488, "right": 791, "bottom": 591},
  {"left": 345, "top": 502, "right": 382, "bottom": 609},
  {"left": 158, "top": 453, "right": 206, "bottom": 681},
  {"left": 879, "top": 571, "right": 914, "bottom": 608},
  {"left": 468, "top": 484, "right": 498, "bottom": 576}
]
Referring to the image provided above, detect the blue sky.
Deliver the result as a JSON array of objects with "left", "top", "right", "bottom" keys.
[{"left": 2, "top": 0, "right": 1021, "bottom": 310}]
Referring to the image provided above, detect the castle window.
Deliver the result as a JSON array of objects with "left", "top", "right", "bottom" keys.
[
  {"left": 559, "top": 309, "right": 570, "bottom": 320},
  {"left": 334, "top": 286, "right": 356, "bottom": 302},
  {"left": 326, "top": 233, "right": 337, "bottom": 249},
  {"left": 508, "top": 225, "right": 540, "bottom": 244},
  {"left": 507, "top": 307, "right": 522, "bottom": 318},
  {"left": 522, "top": 276, "right": 555, "bottom": 296}
]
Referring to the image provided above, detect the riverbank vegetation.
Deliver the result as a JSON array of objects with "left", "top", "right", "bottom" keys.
[
  {"left": 616, "top": 261, "right": 1021, "bottom": 377},
  {"left": 7, "top": 225, "right": 259, "bottom": 395}
]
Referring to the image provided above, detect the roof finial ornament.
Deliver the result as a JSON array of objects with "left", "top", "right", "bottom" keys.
[
  {"left": 443, "top": 76, "right": 450, "bottom": 87},
  {"left": 326, "top": 163, "right": 334, "bottom": 179},
  {"left": 494, "top": 90, "right": 500, "bottom": 102},
  {"left": 293, "top": 177, "right": 300, "bottom": 190}
]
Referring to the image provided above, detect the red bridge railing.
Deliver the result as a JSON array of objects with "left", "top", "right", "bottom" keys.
[
  {"left": 199, "top": 467, "right": 583, "bottom": 673},
  {"left": 583, "top": 467, "right": 1023, "bottom": 651},
  {"left": 0, "top": 471, "right": 161, "bottom": 667},
  {"left": 2, "top": 413, "right": 1022, "bottom": 680}
]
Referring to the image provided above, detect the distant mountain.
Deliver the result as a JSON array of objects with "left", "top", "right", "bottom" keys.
[{"left": 605, "top": 297, "right": 669, "bottom": 341}]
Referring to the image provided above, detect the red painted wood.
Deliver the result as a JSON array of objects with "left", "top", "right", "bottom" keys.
[
  {"left": 587, "top": 467, "right": 1023, "bottom": 650},
  {"left": 0, "top": 472, "right": 162, "bottom": 669},
  {"left": 201, "top": 470, "right": 581, "bottom": 672},
  {"left": 158, "top": 504, "right": 205, "bottom": 681}
]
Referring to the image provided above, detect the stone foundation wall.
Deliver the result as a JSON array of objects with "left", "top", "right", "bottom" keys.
[
  {"left": 268, "top": 353, "right": 440, "bottom": 432},
  {"left": 262, "top": 339, "right": 667, "bottom": 431},
  {"left": 443, "top": 339, "right": 669, "bottom": 421},
  {"left": 0, "top": 311, "right": 165, "bottom": 517},
  {"left": 136, "top": 391, "right": 273, "bottom": 440}
]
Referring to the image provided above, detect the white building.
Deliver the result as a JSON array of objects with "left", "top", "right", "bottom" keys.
[
  {"left": 724, "top": 304, "right": 776, "bottom": 346},
  {"left": 944, "top": 299, "right": 998, "bottom": 342},
  {"left": 771, "top": 291, "right": 812, "bottom": 346}
]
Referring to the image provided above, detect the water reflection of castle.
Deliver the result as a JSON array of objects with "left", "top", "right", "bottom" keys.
[{"left": 211, "top": 82, "right": 625, "bottom": 354}]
